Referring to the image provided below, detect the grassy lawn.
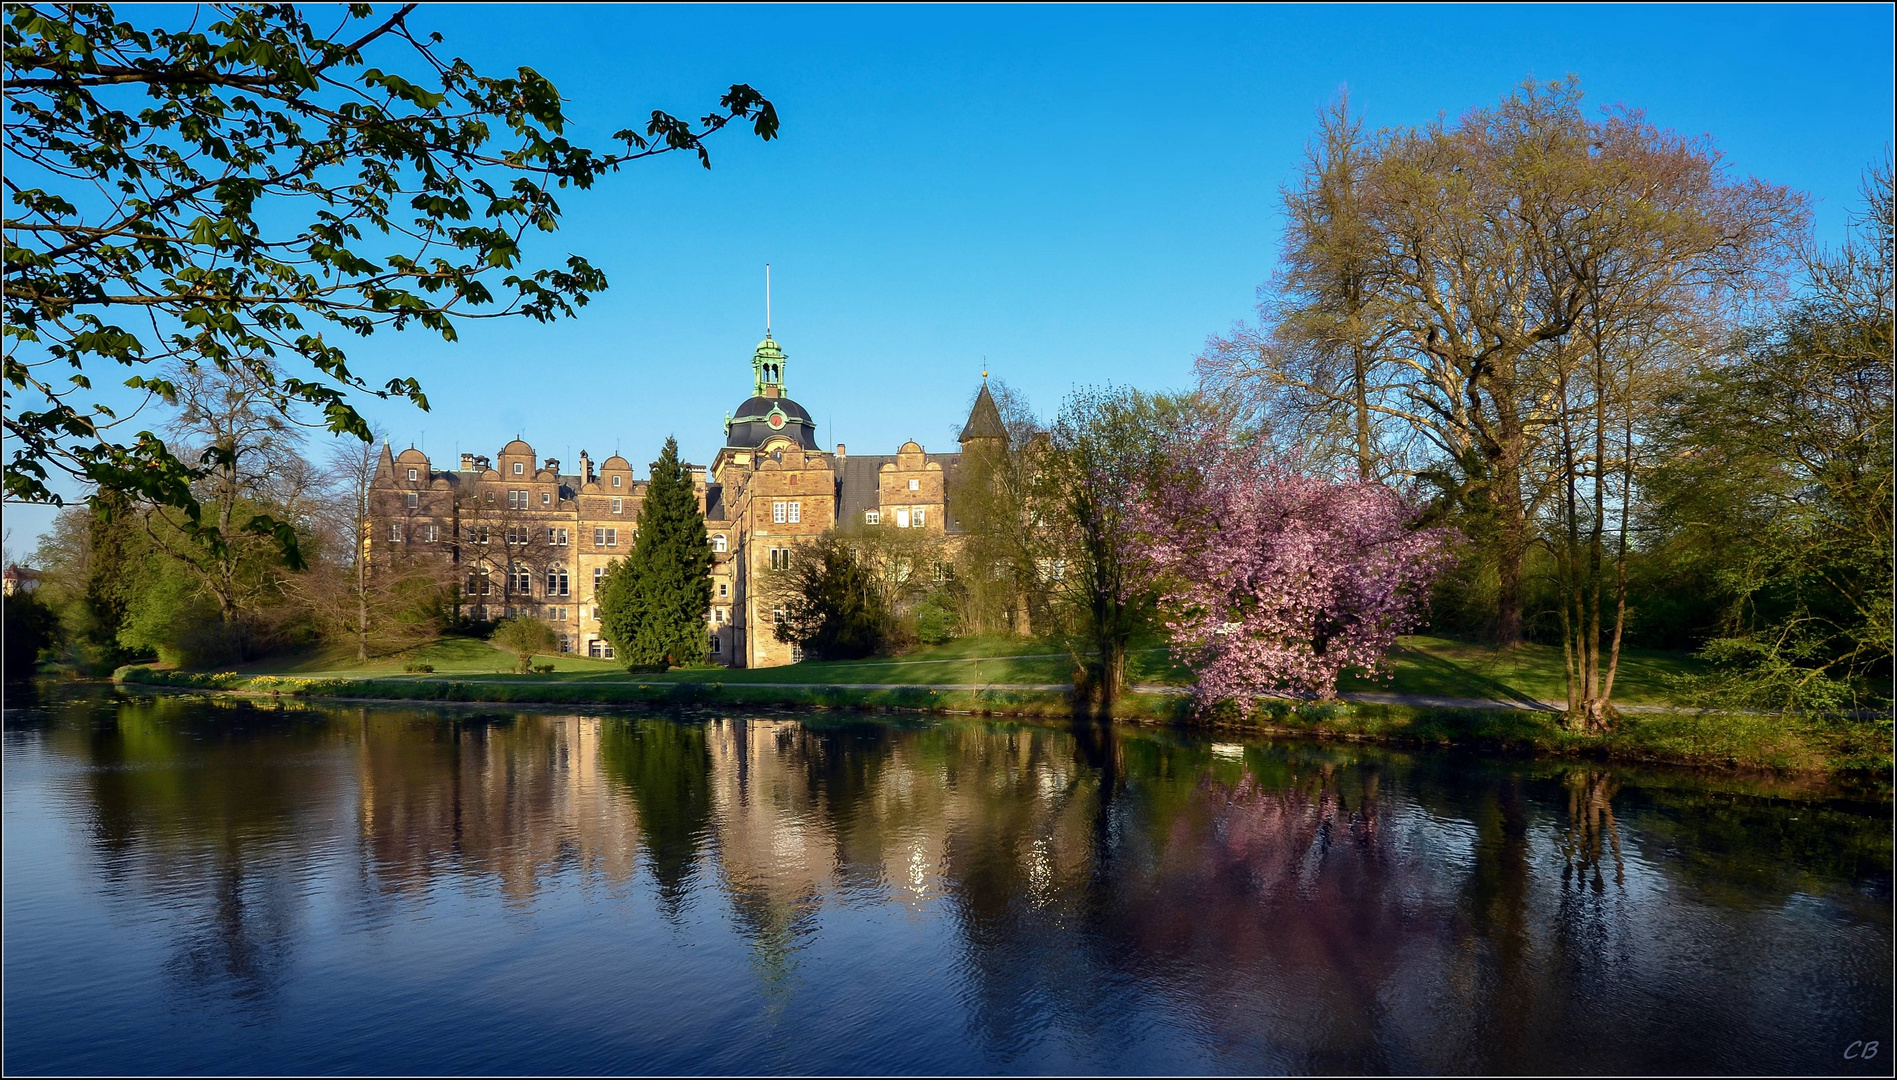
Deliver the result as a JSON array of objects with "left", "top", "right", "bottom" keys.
[
  {"left": 125, "top": 633, "right": 1887, "bottom": 776},
  {"left": 1345, "top": 635, "right": 1704, "bottom": 706},
  {"left": 225, "top": 632, "right": 1699, "bottom": 704}
]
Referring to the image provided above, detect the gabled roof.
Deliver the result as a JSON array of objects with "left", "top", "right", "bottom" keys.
[{"left": 959, "top": 383, "right": 1007, "bottom": 444}]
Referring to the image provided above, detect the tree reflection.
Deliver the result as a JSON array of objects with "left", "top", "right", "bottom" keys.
[
  {"left": 56, "top": 694, "right": 343, "bottom": 1009},
  {"left": 25, "top": 691, "right": 1889, "bottom": 1072},
  {"left": 598, "top": 718, "right": 712, "bottom": 914}
]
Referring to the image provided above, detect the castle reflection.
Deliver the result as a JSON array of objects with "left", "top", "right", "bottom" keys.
[{"left": 24, "top": 693, "right": 1890, "bottom": 1074}]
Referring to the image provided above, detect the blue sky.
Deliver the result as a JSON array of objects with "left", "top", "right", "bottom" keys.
[{"left": 6, "top": 3, "right": 1893, "bottom": 551}]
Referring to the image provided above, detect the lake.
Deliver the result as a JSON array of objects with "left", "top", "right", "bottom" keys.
[{"left": 3, "top": 686, "right": 1890, "bottom": 1075}]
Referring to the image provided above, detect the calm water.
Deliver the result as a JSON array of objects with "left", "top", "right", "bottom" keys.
[{"left": 3, "top": 686, "right": 1891, "bottom": 1075}]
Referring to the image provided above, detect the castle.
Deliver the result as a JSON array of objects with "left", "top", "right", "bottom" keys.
[{"left": 368, "top": 332, "right": 1007, "bottom": 667}]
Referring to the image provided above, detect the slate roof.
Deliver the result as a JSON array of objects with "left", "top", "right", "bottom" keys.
[
  {"left": 959, "top": 383, "right": 1007, "bottom": 443},
  {"left": 834, "top": 453, "right": 966, "bottom": 534}
]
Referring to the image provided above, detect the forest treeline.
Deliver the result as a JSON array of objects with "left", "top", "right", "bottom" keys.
[{"left": 8, "top": 79, "right": 1891, "bottom": 727}]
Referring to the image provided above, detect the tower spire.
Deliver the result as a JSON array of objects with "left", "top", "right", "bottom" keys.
[{"left": 765, "top": 262, "right": 772, "bottom": 337}]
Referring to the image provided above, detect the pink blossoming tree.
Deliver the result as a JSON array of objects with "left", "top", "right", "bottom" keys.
[{"left": 1132, "top": 421, "right": 1455, "bottom": 711}]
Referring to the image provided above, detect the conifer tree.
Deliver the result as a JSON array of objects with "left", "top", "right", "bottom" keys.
[{"left": 599, "top": 437, "right": 714, "bottom": 667}]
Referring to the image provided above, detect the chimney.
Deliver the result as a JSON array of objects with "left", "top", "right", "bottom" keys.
[
  {"left": 579, "top": 450, "right": 593, "bottom": 483},
  {"left": 473, "top": 455, "right": 491, "bottom": 472},
  {"left": 835, "top": 443, "right": 847, "bottom": 461},
  {"left": 544, "top": 457, "right": 559, "bottom": 474},
  {"left": 460, "top": 453, "right": 475, "bottom": 471}
]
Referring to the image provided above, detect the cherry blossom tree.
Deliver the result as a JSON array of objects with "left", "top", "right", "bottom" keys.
[{"left": 1132, "top": 420, "right": 1454, "bottom": 711}]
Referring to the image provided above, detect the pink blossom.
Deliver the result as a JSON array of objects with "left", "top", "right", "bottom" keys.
[{"left": 1130, "top": 422, "right": 1455, "bottom": 712}]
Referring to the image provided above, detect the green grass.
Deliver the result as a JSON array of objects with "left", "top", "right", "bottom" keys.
[
  {"left": 215, "top": 631, "right": 1702, "bottom": 705},
  {"left": 131, "top": 630, "right": 1892, "bottom": 777},
  {"left": 1343, "top": 635, "right": 1706, "bottom": 706}
]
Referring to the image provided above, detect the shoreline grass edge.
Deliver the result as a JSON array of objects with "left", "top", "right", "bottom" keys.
[{"left": 111, "top": 665, "right": 1893, "bottom": 778}]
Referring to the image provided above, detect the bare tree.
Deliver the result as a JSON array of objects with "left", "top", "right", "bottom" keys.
[{"left": 1202, "top": 79, "right": 1804, "bottom": 652}]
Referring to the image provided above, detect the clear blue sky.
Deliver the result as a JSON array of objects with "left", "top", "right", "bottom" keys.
[{"left": 5, "top": 3, "right": 1892, "bottom": 552}]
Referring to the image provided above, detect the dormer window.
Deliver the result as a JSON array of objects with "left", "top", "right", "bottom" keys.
[
  {"left": 612, "top": 475, "right": 622, "bottom": 488},
  {"left": 513, "top": 462, "right": 525, "bottom": 475},
  {"left": 407, "top": 468, "right": 418, "bottom": 481},
  {"left": 541, "top": 492, "right": 551, "bottom": 506},
  {"left": 865, "top": 510, "right": 881, "bottom": 525}
]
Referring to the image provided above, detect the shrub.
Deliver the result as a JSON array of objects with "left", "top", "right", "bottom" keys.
[
  {"left": 914, "top": 590, "right": 958, "bottom": 645},
  {"left": 532, "top": 662, "right": 556, "bottom": 674},
  {"left": 403, "top": 662, "right": 435, "bottom": 673}
]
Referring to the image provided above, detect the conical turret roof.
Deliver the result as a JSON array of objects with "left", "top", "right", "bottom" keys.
[{"left": 959, "top": 382, "right": 1007, "bottom": 444}]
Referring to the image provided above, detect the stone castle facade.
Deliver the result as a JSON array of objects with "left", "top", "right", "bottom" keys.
[{"left": 368, "top": 333, "right": 1006, "bottom": 667}]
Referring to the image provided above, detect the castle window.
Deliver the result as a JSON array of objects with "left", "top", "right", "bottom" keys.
[
  {"left": 422, "top": 524, "right": 438, "bottom": 543},
  {"left": 787, "top": 501, "right": 801, "bottom": 524},
  {"left": 611, "top": 497, "right": 623, "bottom": 513},
  {"left": 790, "top": 643, "right": 804, "bottom": 663},
  {"left": 512, "top": 565, "right": 531, "bottom": 594},
  {"left": 719, "top": 582, "right": 728, "bottom": 598},
  {"left": 546, "top": 565, "right": 569, "bottom": 597},
  {"left": 388, "top": 523, "right": 402, "bottom": 542},
  {"left": 542, "top": 492, "right": 551, "bottom": 506},
  {"left": 895, "top": 508, "right": 910, "bottom": 528},
  {"left": 612, "top": 475, "right": 622, "bottom": 488},
  {"left": 593, "top": 566, "right": 605, "bottom": 589},
  {"left": 508, "top": 490, "right": 526, "bottom": 509},
  {"left": 559, "top": 634, "right": 571, "bottom": 653},
  {"left": 712, "top": 534, "right": 726, "bottom": 553},
  {"left": 908, "top": 479, "right": 919, "bottom": 491},
  {"left": 711, "top": 633, "right": 721, "bottom": 654},
  {"left": 547, "top": 527, "right": 568, "bottom": 546},
  {"left": 769, "top": 547, "right": 788, "bottom": 570},
  {"left": 407, "top": 468, "right": 418, "bottom": 481},
  {"left": 772, "top": 501, "right": 786, "bottom": 524},
  {"left": 864, "top": 510, "right": 880, "bottom": 525},
  {"left": 513, "top": 462, "right": 524, "bottom": 475},
  {"left": 773, "top": 606, "right": 786, "bottom": 626},
  {"left": 912, "top": 508, "right": 926, "bottom": 528},
  {"left": 477, "top": 525, "right": 490, "bottom": 544},
  {"left": 406, "top": 492, "right": 418, "bottom": 508}
]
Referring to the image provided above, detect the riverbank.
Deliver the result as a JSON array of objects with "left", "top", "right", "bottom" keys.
[{"left": 114, "top": 660, "right": 1892, "bottom": 777}]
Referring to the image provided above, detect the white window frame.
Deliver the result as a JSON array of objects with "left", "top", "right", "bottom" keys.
[
  {"left": 407, "top": 468, "right": 418, "bottom": 481},
  {"left": 865, "top": 510, "right": 880, "bottom": 525},
  {"left": 542, "top": 491, "right": 552, "bottom": 506},
  {"left": 787, "top": 501, "right": 801, "bottom": 524},
  {"left": 388, "top": 523, "right": 402, "bottom": 542},
  {"left": 895, "top": 508, "right": 911, "bottom": 528},
  {"left": 908, "top": 478, "right": 919, "bottom": 491},
  {"left": 772, "top": 500, "right": 787, "bottom": 524},
  {"left": 912, "top": 508, "right": 926, "bottom": 528},
  {"left": 712, "top": 534, "right": 727, "bottom": 553},
  {"left": 513, "top": 462, "right": 525, "bottom": 475},
  {"left": 612, "top": 475, "right": 622, "bottom": 488},
  {"left": 405, "top": 492, "right": 418, "bottom": 508},
  {"left": 422, "top": 524, "right": 438, "bottom": 543},
  {"left": 611, "top": 497, "right": 623, "bottom": 513}
]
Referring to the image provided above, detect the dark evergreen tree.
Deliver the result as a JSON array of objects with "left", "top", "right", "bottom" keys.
[
  {"left": 774, "top": 535, "right": 887, "bottom": 661},
  {"left": 599, "top": 437, "right": 714, "bottom": 667}
]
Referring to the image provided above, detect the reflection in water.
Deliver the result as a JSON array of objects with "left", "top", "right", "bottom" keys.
[{"left": 2, "top": 688, "right": 1891, "bottom": 1075}]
